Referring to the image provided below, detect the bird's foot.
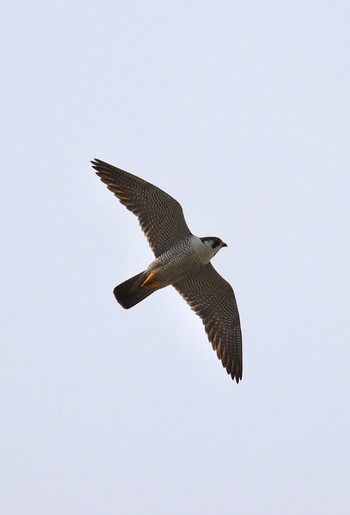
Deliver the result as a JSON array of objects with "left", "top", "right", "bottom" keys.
[{"left": 141, "top": 272, "right": 161, "bottom": 289}]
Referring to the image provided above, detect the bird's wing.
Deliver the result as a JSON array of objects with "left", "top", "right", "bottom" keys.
[
  {"left": 91, "top": 159, "right": 192, "bottom": 257},
  {"left": 174, "top": 263, "right": 242, "bottom": 382}
]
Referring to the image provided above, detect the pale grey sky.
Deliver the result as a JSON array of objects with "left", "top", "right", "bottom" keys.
[{"left": 1, "top": 1, "right": 350, "bottom": 514}]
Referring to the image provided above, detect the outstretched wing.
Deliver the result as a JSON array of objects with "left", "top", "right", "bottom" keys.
[
  {"left": 174, "top": 263, "right": 242, "bottom": 382},
  {"left": 91, "top": 159, "right": 192, "bottom": 257}
]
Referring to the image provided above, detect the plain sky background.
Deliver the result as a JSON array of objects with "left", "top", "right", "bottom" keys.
[{"left": 1, "top": 1, "right": 349, "bottom": 514}]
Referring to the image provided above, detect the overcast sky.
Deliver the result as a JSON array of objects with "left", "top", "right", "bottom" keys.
[{"left": 1, "top": 1, "right": 350, "bottom": 514}]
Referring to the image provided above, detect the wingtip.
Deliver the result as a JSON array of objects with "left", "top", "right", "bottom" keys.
[
  {"left": 91, "top": 158, "right": 101, "bottom": 171},
  {"left": 229, "top": 365, "right": 242, "bottom": 383}
]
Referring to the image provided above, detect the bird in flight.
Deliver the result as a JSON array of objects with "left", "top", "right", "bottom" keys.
[{"left": 91, "top": 159, "right": 242, "bottom": 382}]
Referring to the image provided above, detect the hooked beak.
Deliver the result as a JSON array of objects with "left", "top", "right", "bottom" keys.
[{"left": 221, "top": 241, "right": 227, "bottom": 248}]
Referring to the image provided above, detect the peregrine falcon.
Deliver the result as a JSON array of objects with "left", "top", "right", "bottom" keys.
[{"left": 91, "top": 159, "right": 243, "bottom": 382}]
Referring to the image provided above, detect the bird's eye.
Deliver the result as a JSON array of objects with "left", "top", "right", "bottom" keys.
[{"left": 212, "top": 239, "right": 220, "bottom": 249}]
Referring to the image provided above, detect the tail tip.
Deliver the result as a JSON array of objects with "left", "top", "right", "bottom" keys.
[{"left": 113, "top": 285, "right": 133, "bottom": 309}]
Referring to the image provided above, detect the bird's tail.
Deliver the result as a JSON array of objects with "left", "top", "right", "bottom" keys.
[{"left": 113, "top": 271, "right": 157, "bottom": 309}]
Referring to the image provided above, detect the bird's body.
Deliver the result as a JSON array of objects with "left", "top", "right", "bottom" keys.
[
  {"left": 91, "top": 159, "right": 243, "bottom": 382},
  {"left": 142, "top": 235, "right": 210, "bottom": 290},
  {"left": 114, "top": 235, "right": 225, "bottom": 308}
]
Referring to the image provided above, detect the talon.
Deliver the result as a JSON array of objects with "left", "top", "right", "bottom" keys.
[{"left": 141, "top": 273, "right": 161, "bottom": 289}]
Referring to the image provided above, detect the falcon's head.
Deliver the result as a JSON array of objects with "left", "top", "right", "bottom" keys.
[{"left": 200, "top": 237, "right": 227, "bottom": 258}]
